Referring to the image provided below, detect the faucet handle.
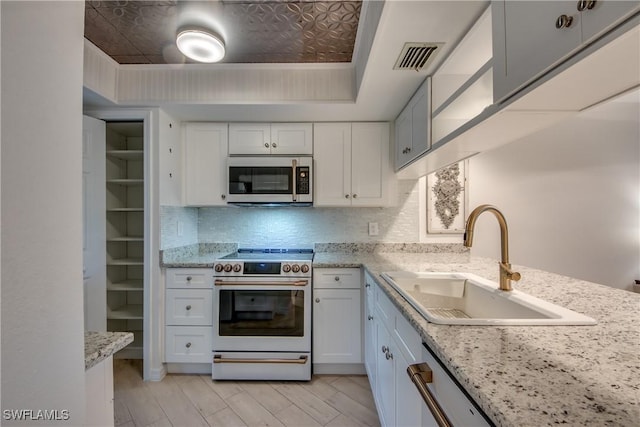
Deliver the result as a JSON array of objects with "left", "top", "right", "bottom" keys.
[{"left": 499, "top": 262, "right": 521, "bottom": 291}]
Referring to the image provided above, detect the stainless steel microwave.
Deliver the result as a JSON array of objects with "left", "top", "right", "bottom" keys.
[{"left": 226, "top": 156, "right": 313, "bottom": 206}]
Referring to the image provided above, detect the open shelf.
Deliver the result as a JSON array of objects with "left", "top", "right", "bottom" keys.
[{"left": 105, "top": 121, "right": 145, "bottom": 360}]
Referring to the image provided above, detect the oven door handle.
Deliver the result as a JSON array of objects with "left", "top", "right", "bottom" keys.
[
  {"left": 407, "top": 363, "right": 452, "bottom": 427},
  {"left": 213, "top": 355, "right": 308, "bottom": 364},
  {"left": 214, "top": 279, "right": 308, "bottom": 287}
]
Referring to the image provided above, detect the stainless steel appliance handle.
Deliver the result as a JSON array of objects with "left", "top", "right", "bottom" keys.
[
  {"left": 292, "top": 158, "right": 298, "bottom": 202},
  {"left": 407, "top": 363, "right": 452, "bottom": 427},
  {"left": 213, "top": 355, "right": 308, "bottom": 364},
  {"left": 214, "top": 279, "right": 309, "bottom": 287}
]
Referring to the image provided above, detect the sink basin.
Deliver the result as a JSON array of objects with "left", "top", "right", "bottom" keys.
[{"left": 380, "top": 271, "right": 596, "bottom": 326}]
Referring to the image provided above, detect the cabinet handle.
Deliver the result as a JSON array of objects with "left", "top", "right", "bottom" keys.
[
  {"left": 555, "top": 14, "right": 573, "bottom": 29},
  {"left": 334, "top": 276, "right": 340, "bottom": 281},
  {"left": 272, "top": 142, "right": 277, "bottom": 148},
  {"left": 365, "top": 283, "right": 370, "bottom": 288},
  {"left": 186, "top": 305, "right": 192, "bottom": 311},
  {"left": 381, "top": 345, "right": 388, "bottom": 354},
  {"left": 408, "top": 363, "right": 452, "bottom": 427},
  {"left": 264, "top": 142, "right": 270, "bottom": 148},
  {"left": 368, "top": 315, "right": 373, "bottom": 320},
  {"left": 185, "top": 342, "right": 192, "bottom": 348},
  {"left": 186, "top": 276, "right": 192, "bottom": 282},
  {"left": 353, "top": 194, "right": 357, "bottom": 198},
  {"left": 386, "top": 351, "right": 393, "bottom": 360},
  {"left": 345, "top": 194, "right": 350, "bottom": 199},
  {"left": 221, "top": 194, "right": 226, "bottom": 200},
  {"left": 315, "top": 298, "right": 320, "bottom": 303},
  {"left": 579, "top": 0, "right": 597, "bottom": 10}
]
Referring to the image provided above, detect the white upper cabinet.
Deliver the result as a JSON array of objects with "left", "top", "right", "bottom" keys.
[
  {"left": 394, "top": 78, "right": 431, "bottom": 170},
  {"left": 315, "top": 122, "right": 393, "bottom": 207},
  {"left": 183, "top": 123, "right": 228, "bottom": 206},
  {"left": 493, "top": 0, "right": 640, "bottom": 103},
  {"left": 229, "top": 123, "right": 313, "bottom": 155}
]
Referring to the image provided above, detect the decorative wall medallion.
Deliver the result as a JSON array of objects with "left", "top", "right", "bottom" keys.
[{"left": 427, "top": 161, "right": 467, "bottom": 233}]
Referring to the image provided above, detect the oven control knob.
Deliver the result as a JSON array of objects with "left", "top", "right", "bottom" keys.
[
  {"left": 233, "top": 264, "right": 242, "bottom": 273},
  {"left": 282, "top": 264, "right": 291, "bottom": 273},
  {"left": 301, "top": 264, "right": 310, "bottom": 274},
  {"left": 223, "top": 264, "right": 233, "bottom": 272},
  {"left": 214, "top": 264, "right": 223, "bottom": 273},
  {"left": 292, "top": 264, "right": 301, "bottom": 273}
]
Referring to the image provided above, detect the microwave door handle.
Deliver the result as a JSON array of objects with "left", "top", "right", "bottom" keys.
[{"left": 292, "top": 158, "right": 297, "bottom": 202}]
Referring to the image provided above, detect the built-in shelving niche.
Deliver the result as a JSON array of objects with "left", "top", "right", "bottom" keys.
[{"left": 105, "top": 122, "right": 144, "bottom": 359}]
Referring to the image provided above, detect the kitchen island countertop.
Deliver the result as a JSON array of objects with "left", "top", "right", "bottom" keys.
[
  {"left": 84, "top": 331, "right": 134, "bottom": 370},
  {"left": 314, "top": 251, "right": 640, "bottom": 427}
]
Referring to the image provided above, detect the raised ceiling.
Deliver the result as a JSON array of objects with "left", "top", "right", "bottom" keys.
[{"left": 84, "top": 0, "right": 362, "bottom": 64}]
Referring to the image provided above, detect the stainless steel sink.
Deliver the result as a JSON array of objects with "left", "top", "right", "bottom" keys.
[{"left": 380, "top": 271, "right": 596, "bottom": 325}]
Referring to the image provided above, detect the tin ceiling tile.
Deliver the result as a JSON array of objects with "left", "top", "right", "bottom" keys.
[{"left": 84, "top": 0, "right": 361, "bottom": 64}]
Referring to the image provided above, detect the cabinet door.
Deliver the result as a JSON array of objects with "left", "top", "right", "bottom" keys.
[
  {"left": 581, "top": 1, "right": 640, "bottom": 42},
  {"left": 165, "top": 289, "right": 213, "bottom": 326},
  {"left": 270, "top": 123, "right": 313, "bottom": 155},
  {"left": 375, "top": 321, "right": 395, "bottom": 427},
  {"left": 228, "top": 123, "right": 271, "bottom": 155},
  {"left": 394, "top": 106, "right": 413, "bottom": 169},
  {"left": 410, "top": 80, "right": 431, "bottom": 157},
  {"left": 165, "top": 326, "right": 213, "bottom": 363},
  {"left": 351, "top": 122, "right": 391, "bottom": 207},
  {"left": 183, "top": 123, "right": 228, "bottom": 206},
  {"left": 364, "top": 282, "right": 376, "bottom": 386},
  {"left": 495, "top": 1, "right": 582, "bottom": 102},
  {"left": 313, "top": 288, "right": 362, "bottom": 364},
  {"left": 313, "top": 123, "right": 352, "bottom": 206}
]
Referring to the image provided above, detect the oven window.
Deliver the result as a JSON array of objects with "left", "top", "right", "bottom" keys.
[
  {"left": 229, "top": 167, "right": 293, "bottom": 194},
  {"left": 218, "top": 289, "right": 305, "bottom": 337}
]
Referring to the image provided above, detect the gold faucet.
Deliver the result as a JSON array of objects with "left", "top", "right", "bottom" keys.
[{"left": 464, "top": 205, "right": 521, "bottom": 291}]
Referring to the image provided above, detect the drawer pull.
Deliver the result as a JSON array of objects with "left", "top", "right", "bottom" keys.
[
  {"left": 185, "top": 342, "right": 192, "bottom": 348},
  {"left": 381, "top": 345, "right": 388, "bottom": 354},
  {"left": 186, "top": 276, "right": 192, "bottom": 281},
  {"left": 334, "top": 276, "right": 340, "bottom": 281},
  {"left": 407, "top": 363, "right": 452, "bottom": 427},
  {"left": 213, "top": 355, "right": 308, "bottom": 364},
  {"left": 186, "top": 305, "right": 192, "bottom": 311}
]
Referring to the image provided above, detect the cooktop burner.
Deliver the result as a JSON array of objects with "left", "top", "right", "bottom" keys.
[{"left": 219, "top": 248, "right": 314, "bottom": 261}]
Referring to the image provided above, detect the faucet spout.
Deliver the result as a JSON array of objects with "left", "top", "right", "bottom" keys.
[{"left": 464, "top": 205, "right": 521, "bottom": 291}]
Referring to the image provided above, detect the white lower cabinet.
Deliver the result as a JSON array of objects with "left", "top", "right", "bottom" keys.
[
  {"left": 85, "top": 356, "right": 114, "bottom": 427},
  {"left": 164, "top": 268, "right": 213, "bottom": 367},
  {"left": 313, "top": 268, "right": 363, "bottom": 373},
  {"left": 366, "top": 273, "right": 491, "bottom": 427}
]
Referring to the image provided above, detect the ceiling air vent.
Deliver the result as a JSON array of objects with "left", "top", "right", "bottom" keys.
[{"left": 393, "top": 42, "right": 443, "bottom": 72}]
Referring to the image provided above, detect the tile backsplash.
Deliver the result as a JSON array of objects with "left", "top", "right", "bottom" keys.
[{"left": 161, "top": 180, "right": 420, "bottom": 249}]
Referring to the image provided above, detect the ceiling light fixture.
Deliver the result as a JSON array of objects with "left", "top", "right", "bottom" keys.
[{"left": 176, "top": 27, "right": 225, "bottom": 63}]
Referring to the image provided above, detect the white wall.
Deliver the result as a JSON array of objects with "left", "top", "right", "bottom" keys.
[
  {"left": 1, "top": 1, "right": 86, "bottom": 423},
  {"left": 468, "top": 92, "right": 640, "bottom": 291}
]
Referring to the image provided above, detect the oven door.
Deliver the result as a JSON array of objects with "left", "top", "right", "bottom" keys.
[{"left": 213, "top": 277, "right": 311, "bottom": 352}]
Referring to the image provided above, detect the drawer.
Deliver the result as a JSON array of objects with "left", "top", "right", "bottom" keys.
[
  {"left": 166, "top": 269, "right": 212, "bottom": 289},
  {"left": 165, "top": 326, "right": 212, "bottom": 363},
  {"left": 376, "top": 286, "right": 396, "bottom": 324},
  {"left": 165, "top": 289, "right": 212, "bottom": 326},
  {"left": 314, "top": 268, "right": 361, "bottom": 289},
  {"left": 394, "top": 310, "right": 422, "bottom": 364}
]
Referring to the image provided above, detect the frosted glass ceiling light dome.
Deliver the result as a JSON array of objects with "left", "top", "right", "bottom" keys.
[{"left": 176, "top": 27, "right": 225, "bottom": 63}]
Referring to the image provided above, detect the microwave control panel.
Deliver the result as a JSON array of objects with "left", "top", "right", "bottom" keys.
[{"left": 296, "top": 167, "right": 310, "bottom": 194}]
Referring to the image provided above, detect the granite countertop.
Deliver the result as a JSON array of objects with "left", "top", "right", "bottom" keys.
[
  {"left": 84, "top": 331, "right": 134, "bottom": 370},
  {"left": 160, "top": 243, "right": 237, "bottom": 268},
  {"left": 314, "top": 251, "right": 640, "bottom": 427}
]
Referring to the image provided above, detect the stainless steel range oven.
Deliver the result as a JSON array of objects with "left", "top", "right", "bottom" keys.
[{"left": 212, "top": 249, "right": 313, "bottom": 381}]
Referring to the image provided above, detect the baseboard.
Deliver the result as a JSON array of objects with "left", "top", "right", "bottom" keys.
[
  {"left": 313, "top": 363, "right": 366, "bottom": 375},
  {"left": 147, "top": 365, "right": 167, "bottom": 382},
  {"left": 166, "top": 363, "right": 212, "bottom": 375}
]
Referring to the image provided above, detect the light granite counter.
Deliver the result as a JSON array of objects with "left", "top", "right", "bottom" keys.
[
  {"left": 84, "top": 331, "right": 134, "bottom": 370},
  {"left": 314, "top": 251, "right": 640, "bottom": 427},
  {"left": 160, "top": 243, "right": 237, "bottom": 268}
]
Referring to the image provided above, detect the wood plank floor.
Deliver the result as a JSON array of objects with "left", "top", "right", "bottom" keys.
[{"left": 113, "top": 360, "right": 380, "bottom": 427}]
